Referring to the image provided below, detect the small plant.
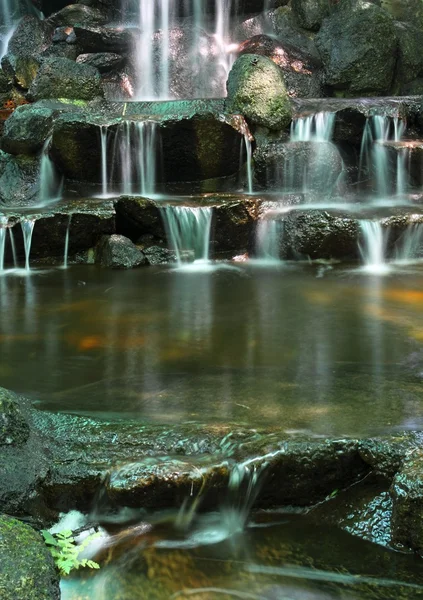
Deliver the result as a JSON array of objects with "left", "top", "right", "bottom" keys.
[{"left": 42, "top": 529, "right": 101, "bottom": 576}]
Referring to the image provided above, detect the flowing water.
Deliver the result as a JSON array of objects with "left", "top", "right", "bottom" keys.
[
  {"left": 0, "top": 215, "right": 7, "bottom": 271},
  {"left": 359, "top": 220, "right": 389, "bottom": 274},
  {"left": 38, "top": 137, "right": 64, "bottom": 206},
  {"left": 255, "top": 219, "right": 283, "bottom": 262},
  {"left": 161, "top": 206, "right": 213, "bottom": 265},
  {"left": 20, "top": 218, "right": 35, "bottom": 271}
]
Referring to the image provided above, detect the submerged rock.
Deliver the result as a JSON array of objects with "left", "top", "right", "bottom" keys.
[
  {"left": 316, "top": 0, "right": 397, "bottom": 96},
  {"left": 29, "top": 57, "right": 103, "bottom": 101},
  {"left": 226, "top": 54, "right": 292, "bottom": 131},
  {"left": 95, "top": 234, "right": 148, "bottom": 269},
  {"left": 0, "top": 515, "right": 60, "bottom": 600}
]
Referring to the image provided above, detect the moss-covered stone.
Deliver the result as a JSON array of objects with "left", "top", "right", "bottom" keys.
[
  {"left": 226, "top": 54, "right": 292, "bottom": 131},
  {"left": 0, "top": 515, "right": 60, "bottom": 600}
]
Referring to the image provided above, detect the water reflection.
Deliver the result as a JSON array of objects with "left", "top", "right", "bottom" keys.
[{"left": 1, "top": 265, "right": 423, "bottom": 435}]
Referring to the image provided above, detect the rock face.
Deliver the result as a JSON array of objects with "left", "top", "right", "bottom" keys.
[
  {"left": 95, "top": 234, "right": 148, "bottom": 268},
  {"left": 0, "top": 516, "right": 60, "bottom": 600},
  {"left": 391, "top": 450, "right": 423, "bottom": 552},
  {"left": 394, "top": 22, "right": 423, "bottom": 92},
  {"left": 0, "top": 152, "right": 39, "bottom": 207},
  {"left": 226, "top": 54, "right": 292, "bottom": 131},
  {"left": 29, "top": 57, "right": 103, "bottom": 101},
  {"left": 1, "top": 105, "right": 54, "bottom": 155},
  {"left": 291, "top": 0, "right": 332, "bottom": 31},
  {"left": 316, "top": 0, "right": 398, "bottom": 96}
]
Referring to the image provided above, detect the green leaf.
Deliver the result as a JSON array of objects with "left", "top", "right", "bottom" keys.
[{"left": 41, "top": 531, "right": 59, "bottom": 547}]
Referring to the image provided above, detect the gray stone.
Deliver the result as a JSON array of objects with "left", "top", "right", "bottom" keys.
[
  {"left": 391, "top": 450, "right": 423, "bottom": 552},
  {"left": 316, "top": 0, "right": 398, "bottom": 96},
  {"left": 76, "top": 52, "right": 124, "bottom": 73},
  {"left": 0, "top": 388, "right": 30, "bottom": 447},
  {"left": 0, "top": 516, "right": 60, "bottom": 600},
  {"left": 29, "top": 57, "right": 103, "bottom": 101},
  {"left": 291, "top": 0, "right": 332, "bottom": 31},
  {"left": 95, "top": 234, "right": 148, "bottom": 269},
  {"left": 47, "top": 4, "right": 107, "bottom": 27},
  {"left": 73, "top": 25, "right": 136, "bottom": 53},
  {"left": 226, "top": 54, "right": 292, "bottom": 131},
  {"left": 394, "top": 22, "right": 423, "bottom": 91},
  {"left": 0, "top": 151, "right": 39, "bottom": 207},
  {"left": 2, "top": 104, "right": 54, "bottom": 155}
]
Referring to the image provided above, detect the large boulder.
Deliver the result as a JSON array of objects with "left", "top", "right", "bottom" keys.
[
  {"left": 237, "top": 34, "right": 324, "bottom": 98},
  {"left": 29, "top": 57, "right": 103, "bottom": 101},
  {"left": 226, "top": 54, "right": 292, "bottom": 131},
  {"left": 315, "top": 0, "right": 398, "bottom": 96},
  {"left": 73, "top": 25, "right": 136, "bottom": 53},
  {"left": 0, "top": 151, "right": 39, "bottom": 207},
  {"left": 95, "top": 234, "right": 147, "bottom": 268},
  {"left": 254, "top": 140, "right": 345, "bottom": 194},
  {"left": 1, "top": 104, "right": 54, "bottom": 155},
  {"left": 46, "top": 4, "right": 107, "bottom": 27},
  {"left": 391, "top": 450, "right": 423, "bottom": 552},
  {"left": 0, "top": 516, "right": 60, "bottom": 600},
  {"left": 76, "top": 52, "right": 124, "bottom": 73},
  {"left": 381, "top": 0, "right": 423, "bottom": 28},
  {"left": 394, "top": 22, "right": 423, "bottom": 92}
]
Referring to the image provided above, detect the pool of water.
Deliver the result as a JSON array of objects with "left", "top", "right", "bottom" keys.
[
  {"left": 61, "top": 508, "right": 423, "bottom": 600},
  {"left": 1, "top": 263, "right": 423, "bottom": 436}
]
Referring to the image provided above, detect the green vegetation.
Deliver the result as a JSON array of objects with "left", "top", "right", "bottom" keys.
[{"left": 41, "top": 529, "right": 101, "bottom": 576}]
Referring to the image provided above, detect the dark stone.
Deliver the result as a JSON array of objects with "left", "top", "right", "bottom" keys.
[
  {"left": 0, "top": 515, "right": 60, "bottom": 600},
  {"left": 401, "top": 78, "right": 423, "bottom": 96},
  {"left": 382, "top": 0, "right": 423, "bottom": 28},
  {"left": 359, "top": 432, "right": 423, "bottom": 478},
  {"left": 213, "top": 199, "right": 257, "bottom": 256},
  {"left": 269, "top": 5, "right": 322, "bottom": 62},
  {"left": 1, "top": 104, "right": 54, "bottom": 155},
  {"left": 394, "top": 22, "right": 423, "bottom": 91},
  {"left": 29, "top": 57, "right": 103, "bottom": 101},
  {"left": 95, "top": 234, "right": 147, "bottom": 269},
  {"left": 0, "top": 151, "right": 39, "bottom": 207},
  {"left": 47, "top": 4, "right": 107, "bottom": 27},
  {"left": 0, "top": 388, "right": 30, "bottom": 446},
  {"left": 291, "top": 0, "right": 332, "bottom": 31},
  {"left": 143, "top": 245, "right": 177, "bottom": 265},
  {"left": 391, "top": 450, "right": 423, "bottom": 552},
  {"left": 115, "top": 197, "right": 164, "bottom": 241},
  {"left": 315, "top": 0, "right": 397, "bottom": 96},
  {"left": 254, "top": 140, "right": 344, "bottom": 194},
  {"left": 226, "top": 54, "right": 292, "bottom": 131},
  {"left": 237, "top": 34, "right": 324, "bottom": 98},
  {"left": 76, "top": 52, "right": 124, "bottom": 73},
  {"left": 73, "top": 25, "right": 136, "bottom": 53}
]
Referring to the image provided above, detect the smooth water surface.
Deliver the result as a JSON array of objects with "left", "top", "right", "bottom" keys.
[{"left": 1, "top": 264, "right": 423, "bottom": 436}]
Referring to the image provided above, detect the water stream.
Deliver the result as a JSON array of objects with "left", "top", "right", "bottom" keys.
[
  {"left": 255, "top": 219, "right": 283, "bottom": 262},
  {"left": 161, "top": 205, "right": 213, "bottom": 265},
  {"left": 38, "top": 137, "right": 64, "bottom": 206},
  {"left": 0, "top": 215, "right": 7, "bottom": 271},
  {"left": 21, "top": 218, "right": 35, "bottom": 271}
]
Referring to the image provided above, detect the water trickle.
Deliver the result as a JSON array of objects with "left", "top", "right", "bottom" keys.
[
  {"left": 39, "top": 137, "right": 63, "bottom": 205},
  {"left": 291, "top": 112, "right": 336, "bottom": 142},
  {"left": 359, "top": 116, "right": 406, "bottom": 199},
  {"left": 134, "top": 0, "right": 236, "bottom": 100},
  {"left": 8, "top": 226, "right": 17, "bottom": 267},
  {"left": 359, "top": 220, "right": 389, "bottom": 273},
  {"left": 100, "top": 126, "right": 109, "bottom": 197},
  {"left": 394, "top": 222, "right": 423, "bottom": 263},
  {"left": 255, "top": 219, "right": 283, "bottom": 262},
  {"left": 244, "top": 133, "right": 253, "bottom": 194},
  {"left": 111, "top": 121, "right": 159, "bottom": 196},
  {"left": 21, "top": 218, "right": 35, "bottom": 271},
  {"left": 161, "top": 206, "right": 213, "bottom": 265},
  {"left": 63, "top": 215, "right": 72, "bottom": 269},
  {"left": 0, "top": 216, "right": 7, "bottom": 271}
]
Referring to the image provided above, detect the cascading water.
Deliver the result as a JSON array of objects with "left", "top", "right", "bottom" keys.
[
  {"left": 243, "top": 133, "right": 253, "bottom": 194},
  {"left": 133, "top": 0, "right": 236, "bottom": 100},
  {"left": 0, "top": 216, "right": 7, "bottom": 271},
  {"left": 109, "top": 121, "right": 159, "bottom": 196},
  {"left": 161, "top": 206, "right": 213, "bottom": 265},
  {"left": 359, "top": 116, "right": 406, "bottom": 199},
  {"left": 100, "top": 126, "right": 109, "bottom": 197},
  {"left": 359, "top": 220, "right": 389, "bottom": 273},
  {"left": 38, "top": 137, "right": 63, "bottom": 205},
  {"left": 255, "top": 219, "right": 283, "bottom": 262},
  {"left": 63, "top": 215, "right": 72, "bottom": 269},
  {"left": 21, "top": 218, "right": 35, "bottom": 271},
  {"left": 291, "top": 112, "right": 336, "bottom": 143},
  {"left": 394, "top": 222, "right": 423, "bottom": 263}
]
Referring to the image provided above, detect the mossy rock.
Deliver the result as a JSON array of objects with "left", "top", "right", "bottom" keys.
[
  {"left": 0, "top": 387, "right": 30, "bottom": 446},
  {"left": 0, "top": 515, "right": 60, "bottom": 600},
  {"left": 226, "top": 54, "right": 292, "bottom": 131}
]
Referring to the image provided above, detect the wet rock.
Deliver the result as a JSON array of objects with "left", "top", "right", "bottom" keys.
[
  {"left": 381, "top": 0, "right": 423, "bottom": 28},
  {"left": 269, "top": 6, "right": 322, "bottom": 62},
  {"left": 333, "top": 108, "right": 367, "bottom": 145},
  {"left": 143, "top": 245, "right": 178, "bottom": 265},
  {"left": 394, "top": 22, "right": 423, "bottom": 92},
  {"left": 226, "top": 54, "right": 292, "bottom": 131},
  {"left": 0, "top": 515, "right": 60, "bottom": 600},
  {"left": 315, "top": 0, "right": 397, "bottom": 96},
  {"left": 213, "top": 199, "right": 258, "bottom": 256},
  {"left": 282, "top": 210, "right": 359, "bottom": 260},
  {"left": 47, "top": 4, "right": 107, "bottom": 27},
  {"left": 0, "top": 387, "right": 30, "bottom": 446},
  {"left": 95, "top": 234, "right": 147, "bottom": 269},
  {"left": 391, "top": 450, "right": 423, "bottom": 552},
  {"left": 2, "top": 16, "right": 53, "bottom": 90},
  {"left": 237, "top": 34, "right": 324, "bottom": 98},
  {"left": 73, "top": 25, "right": 136, "bottom": 53},
  {"left": 29, "top": 57, "right": 103, "bottom": 101},
  {"left": 291, "top": 0, "right": 332, "bottom": 31},
  {"left": 401, "top": 78, "right": 423, "bottom": 96},
  {"left": 359, "top": 432, "right": 423, "bottom": 478},
  {"left": 254, "top": 140, "right": 344, "bottom": 194},
  {"left": 115, "top": 197, "right": 164, "bottom": 241},
  {"left": 1, "top": 104, "right": 54, "bottom": 155},
  {"left": 76, "top": 52, "right": 124, "bottom": 73},
  {"left": 0, "top": 151, "right": 39, "bottom": 207}
]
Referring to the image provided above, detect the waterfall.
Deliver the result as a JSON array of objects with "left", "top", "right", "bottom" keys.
[
  {"left": 100, "top": 126, "right": 109, "bottom": 197},
  {"left": 134, "top": 0, "right": 236, "bottom": 100},
  {"left": 244, "top": 134, "right": 253, "bottom": 194},
  {"left": 359, "top": 220, "right": 389, "bottom": 273},
  {"left": 38, "top": 137, "right": 63, "bottom": 206},
  {"left": 0, "top": 216, "right": 7, "bottom": 271},
  {"left": 291, "top": 112, "right": 336, "bottom": 142},
  {"left": 161, "top": 206, "right": 213, "bottom": 265},
  {"left": 63, "top": 215, "right": 72, "bottom": 269},
  {"left": 9, "top": 226, "right": 17, "bottom": 267},
  {"left": 255, "top": 219, "right": 283, "bottom": 262},
  {"left": 359, "top": 116, "right": 406, "bottom": 199},
  {"left": 21, "top": 218, "right": 35, "bottom": 271},
  {"left": 111, "top": 121, "right": 159, "bottom": 197},
  {"left": 394, "top": 223, "right": 423, "bottom": 263}
]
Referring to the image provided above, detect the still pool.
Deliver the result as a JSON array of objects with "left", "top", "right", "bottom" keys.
[{"left": 1, "top": 262, "right": 423, "bottom": 436}]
